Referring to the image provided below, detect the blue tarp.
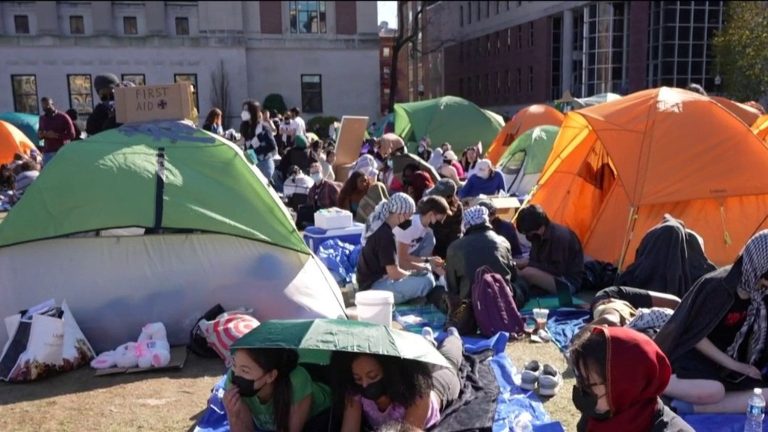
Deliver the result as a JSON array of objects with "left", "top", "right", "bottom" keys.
[{"left": 682, "top": 413, "right": 768, "bottom": 431}]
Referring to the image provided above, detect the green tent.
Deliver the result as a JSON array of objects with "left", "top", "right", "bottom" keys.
[
  {"left": 0, "top": 121, "right": 308, "bottom": 253},
  {"left": 394, "top": 96, "right": 504, "bottom": 154},
  {"left": 498, "top": 125, "right": 560, "bottom": 196}
]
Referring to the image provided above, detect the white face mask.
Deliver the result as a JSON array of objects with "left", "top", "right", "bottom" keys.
[
  {"left": 310, "top": 173, "right": 323, "bottom": 183},
  {"left": 241, "top": 111, "right": 251, "bottom": 122}
]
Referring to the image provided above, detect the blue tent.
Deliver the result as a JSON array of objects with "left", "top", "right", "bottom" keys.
[{"left": 0, "top": 112, "right": 41, "bottom": 148}]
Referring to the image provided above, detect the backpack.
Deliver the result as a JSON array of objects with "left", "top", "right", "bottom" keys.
[{"left": 471, "top": 266, "right": 525, "bottom": 337}]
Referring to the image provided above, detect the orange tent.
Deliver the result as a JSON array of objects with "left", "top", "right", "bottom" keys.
[
  {"left": 0, "top": 120, "right": 35, "bottom": 165},
  {"left": 753, "top": 114, "right": 768, "bottom": 142},
  {"left": 711, "top": 96, "right": 762, "bottom": 126},
  {"left": 486, "top": 104, "right": 564, "bottom": 165},
  {"left": 530, "top": 87, "right": 768, "bottom": 268}
]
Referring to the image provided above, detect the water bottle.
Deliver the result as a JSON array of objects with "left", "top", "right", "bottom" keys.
[{"left": 745, "top": 388, "right": 766, "bottom": 432}]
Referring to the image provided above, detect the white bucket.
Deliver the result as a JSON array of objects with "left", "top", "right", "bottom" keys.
[{"left": 355, "top": 290, "right": 395, "bottom": 327}]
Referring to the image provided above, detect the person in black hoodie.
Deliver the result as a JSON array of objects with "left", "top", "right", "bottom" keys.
[
  {"left": 86, "top": 73, "right": 121, "bottom": 136},
  {"left": 655, "top": 230, "right": 768, "bottom": 413}
]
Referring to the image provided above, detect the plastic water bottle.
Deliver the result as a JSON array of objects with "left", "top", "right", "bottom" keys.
[{"left": 745, "top": 388, "right": 766, "bottom": 432}]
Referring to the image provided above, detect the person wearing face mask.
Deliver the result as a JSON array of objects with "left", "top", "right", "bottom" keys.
[
  {"left": 392, "top": 196, "right": 450, "bottom": 277},
  {"left": 514, "top": 204, "right": 584, "bottom": 299},
  {"left": 458, "top": 159, "right": 506, "bottom": 200},
  {"left": 86, "top": 73, "right": 121, "bottom": 136},
  {"left": 569, "top": 325, "right": 693, "bottom": 432},
  {"left": 416, "top": 137, "right": 432, "bottom": 162},
  {"left": 306, "top": 162, "right": 340, "bottom": 211},
  {"left": 224, "top": 347, "right": 333, "bottom": 432},
  {"left": 332, "top": 328, "right": 464, "bottom": 431},
  {"left": 240, "top": 100, "right": 278, "bottom": 182},
  {"left": 37, "top": 97, "right": 75, "bottom": 166},
  {"left": 356, "top": 193, "right": 437, "bottom": 304},
  {"left": 653, "top": 230, "right": 768, "bottom": 414}
]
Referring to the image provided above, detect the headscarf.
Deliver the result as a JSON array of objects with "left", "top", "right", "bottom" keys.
[
  {"left": 476, "top": 159, "right": 493, "bottom": 173},
  {"left": 584, "top": 326, "right": 671, "bottom": 432},
  {"left": 351, "top": 154, "right": 379, "bottom": 179},
  {"left": 462, "top": 206, "right": 489, "bottom": 231},
  {"left": 428, "top": 148, "right": 444, "bottom": 171},
  {"left": 293, "top": 134, "right": 308, "bottom": 150},
  {"left": 364, "top": 193, "right": 415, "bottom": 240},
  {"left": 726, "top": 230, "right": 768, "bottom": 364}
]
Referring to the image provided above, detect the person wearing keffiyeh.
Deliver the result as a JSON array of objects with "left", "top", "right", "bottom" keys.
[{"left": 655, "top": 230, "right": 768, "bottom": 413}]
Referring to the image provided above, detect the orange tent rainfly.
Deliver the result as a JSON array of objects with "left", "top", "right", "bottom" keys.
[
  {"left": 711, "top": 96, "right": 762, "bottom": 126},
  {"left": 530, "top": 87, "right": 768, "bottom": 268},
  {"left": 0, "top": 120, "right": 35, "bottom": 165},
  {"left": 486, "top": 104, "right": 564, "bottom": 165}
]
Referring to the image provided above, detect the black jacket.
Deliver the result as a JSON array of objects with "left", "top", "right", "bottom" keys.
[
  {"left": 239, "top": 121, "right": 276, "bottom": 158},
  {"left": 577, "top": 400, "right": 694, "bottom": 432},
  {"left": 86, "top": 102, "right": 121, "bottom": 136}
]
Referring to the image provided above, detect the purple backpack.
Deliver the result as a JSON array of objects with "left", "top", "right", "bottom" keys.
[{"left": 471, "top": 266, "right": 525, "bottom": 337}]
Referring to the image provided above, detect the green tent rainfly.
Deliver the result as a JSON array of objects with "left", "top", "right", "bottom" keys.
[
  {"left": 499, "top": 125, "right": 560, "bottom": 197},
  {"left": 0, "top": 121, "right": 309, "bottom": 253},
  {"left": 394, "top": 96, "right": 505, "bottom": 154}
]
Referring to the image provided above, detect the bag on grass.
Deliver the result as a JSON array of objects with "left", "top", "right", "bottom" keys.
[
  {"left": 189, "top": 304, "right": 226, "bottom": 359},
  {"left": 197, "top": 311, "right": 260, "bottom": 367},
  {"left": 0, "top": 299, "right": 95, "bottom": 382},
  {"left": 471, "top": 266, "right": 525, "bottom": 338}
]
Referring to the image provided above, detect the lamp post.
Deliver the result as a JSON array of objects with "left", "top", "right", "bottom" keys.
[{"left": 714, "top": 75, "right": 722, "bottom": 95}]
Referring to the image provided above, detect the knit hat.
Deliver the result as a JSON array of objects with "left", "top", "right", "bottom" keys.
[
  {"left": 364, "top": 193, "right": 416, "bottom": 239},
  {"left": 94, "top": 74, "right": 120, "bottom": 92},
  {"left": 427, "top": 178, "right": 457, "bottom": 199},
  {"left": 462, "top": 205, "right": 490, "bottom": 231}
]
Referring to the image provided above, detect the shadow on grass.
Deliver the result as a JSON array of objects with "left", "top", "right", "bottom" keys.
[
  {"left": 0, "top": 348, "right": 227, "bottom": 406},
  {"left": 186, "top": 408, "right": 208, "bottom": 432}
]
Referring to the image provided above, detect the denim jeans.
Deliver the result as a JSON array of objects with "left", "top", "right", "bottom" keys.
[
  {"left": 410, "top": 230, "right": 436, "bottom": 258},
  {"left": 256, "top": 157, "right": 275, "bottom": 185},
  {"left": 371, "top": 271, "right": 435, "bottom": 304}
]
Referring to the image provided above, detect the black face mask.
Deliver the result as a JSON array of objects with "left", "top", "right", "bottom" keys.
[
  {"left": 397, "top": 219, "right": 413, "bottom": 230},
  {"left": 231, "top": 373, "right": 265, "bottom": 398},
  {"left": 357, "top": 379, "right": 387, "bottom": 401},
  {"left": 525, "top": 232, "right": 543, "bottom": 244},
  {"left": 571, "top": 385, "right": 612, "bottom": 420},
  {"left": 43, "top": 108, "right": 54, "bottom": 116}
]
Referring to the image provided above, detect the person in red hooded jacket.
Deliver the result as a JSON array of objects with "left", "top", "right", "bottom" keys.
[{"left": 569, "top": 325, "right": 693, "bottom": 432}]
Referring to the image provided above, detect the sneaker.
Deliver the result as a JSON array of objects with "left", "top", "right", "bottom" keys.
[
  {"left": 520, "top": 360, "right": 541, "bottom": 391},
  {"left": 421, "top": 327, "right": 437, "bottom": 347},
  {"left": 446, "top": 326, "right": 460, "bottom": 339},
  {"left": 538, "top": 364, "right": 562, "bottom": 397}
]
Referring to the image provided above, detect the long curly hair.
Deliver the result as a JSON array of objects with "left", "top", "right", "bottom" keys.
[{"left": 330, "top": 352, "right": 432, "bottom": 410}]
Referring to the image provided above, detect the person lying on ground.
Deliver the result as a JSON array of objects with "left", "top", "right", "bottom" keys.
[
  {"left": 458, "top": 159, "right": 506, "bottom": 199},
  {"left": 332, "top": 331, "right": 464, "bottom": 431},
  {"left": 393, "top": 195, "right": 451, "bottom": 273},
  {"left": 654, "top": 230, "right": 768, "bottom": 413},
  {"left": 569, "top": 325, "right": 693, "bottom": 432},
  {"left": 515, "top": 204, "right": 584, "bottom": 296},
  {"left": 590, "top": 286, "right": 681, "bottom": 331},
  {"left": 224, "top": 347, "right": 332, "bottom": 432},
  {"left": 356, "top": 193, "right": 440, "bottom": 304}
]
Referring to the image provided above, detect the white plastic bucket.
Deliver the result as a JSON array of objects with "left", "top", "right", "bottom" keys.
[{"left": 355, "top": 290, "right": 395, "bottom": 327}]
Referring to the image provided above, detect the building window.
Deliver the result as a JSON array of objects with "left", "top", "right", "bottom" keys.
[
  {"left": 123, "top": 16, "right": 138, "bottom": 35},
  {"left": 121, "top": 74, "right": 146, "bottom": 86},
  {"left": 529, "top": 22, "right": 534, "bottom": 47},
  {"left": 578, "top": 1, "right": 630, "bottom": 95},
  {"left": 175, "top": 17, "right": 189, "bottom": 35},
  {"left": 496, "top": 1, "right": 500, "bottom": 14},
  {"left": 67, "top": 74, "right": 94, "bottom": 117},
  {"left": 460, "top": 6, "right": 464, "bottom": 27},
  {"left": 516, "top": 68, "right": 522, "bottom": 93},
  {"left": 301, "top": 74, "right": 323, "bottom": 113},
  {"left": 383, "top": 66, "right": 391, "bottom": 80},
  {"left": 516, "top": 26, "right": 522, "bottom": 49},
  {"left": 69, "top": 15, "right": 85, "bottom": 35},
  {"left": 476, "top": 2, "right": 481, "bottom": 21},
  {"left": 486, "top": 1, "right": 490, "bottom": 18},
  {"left": 528, "top": 66, "right": 534, "bottom": 93},
  {"left": 289, "top": 1, "right": 327, "bottom": 34},
  {"left": 383, "top": 47, "right": 391, "bottom": 57},
  {"left": 551, "top": 15, "right": 562, "bottom": 100},
  {"left": 14, "top": 15, "right": 30, "bottom": 34},
  {"left": 174, "top": 73, "right": 198, "bottom": 109},
  {"left": 11, "top": 75, "right": 38, "bottom": 114},
  {"left": 467, "top": 2, "right": 472, "bottom": 24}
]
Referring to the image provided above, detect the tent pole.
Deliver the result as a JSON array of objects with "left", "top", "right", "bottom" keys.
[
  {"left": 510, "top": 184, "right": 538, "bottom": 223},
  {"left": 617, "top": 206, "right": 638, "bottom": 271}
]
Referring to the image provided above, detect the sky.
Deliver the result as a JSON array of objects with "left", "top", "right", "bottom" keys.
[{"left": 378, "top": 1, "right": 398, "bottom": 28}]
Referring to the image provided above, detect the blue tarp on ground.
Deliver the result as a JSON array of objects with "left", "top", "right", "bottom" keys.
[{"left": 682, "top": 413, "right": 768, "bottom": 431}]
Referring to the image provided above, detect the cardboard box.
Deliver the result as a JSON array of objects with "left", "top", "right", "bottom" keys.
[
  {"left": 115, "top": 83, "right": 196, "bottom": 124},
  {"left": 463, "top": 196, "right": 522, "bottom": 220},
  {"left": 334, "top": 116, "right": 369, "bottom": 167}
]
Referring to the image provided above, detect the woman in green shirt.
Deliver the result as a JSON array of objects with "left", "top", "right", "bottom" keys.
[{"left": 223, "top": 348, "right": 332, "bottom": 432}]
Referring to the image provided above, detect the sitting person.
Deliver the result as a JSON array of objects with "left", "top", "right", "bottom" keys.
[
  {"left": 438, "top": 150, "right": 463, "bottom": 185},
  {"left": 654, "top": 230, "right": 768, "bottom": 414},
  {"left": 569, "top": 325, "right": 693, "bottom": 432},
  {"left": 333, "top": 329, "right": 464, "bottom": 431},
  {"left": 224, "top": 347, "right": 332, "bottom": 432},
  {"left": 320, "top": 149, "right": 336, "bottom": 182},
  {"left": 388, "top": 135, "right": 440, "bottom": 184},
  {"left": 515, "top": 204, "right": 584, "bottom": 298},
  {"left": 458, "top": 159, "right": 506, "bottom": 199},
  {"left": 14, "top": 160, "right": 40, "bottom": 196},
  {"left": 445, "top": 206, "right": 526, "bottom": 332},
  {"left": 476, "top": 199, "right": 523, "bottom": 259},
  {"left": 356, "top": 193, "right": 437, "bottom": 304},
  {"left": 393, "top": 195, "right": 451, "bottom": 274},
  {"left": 306, "top": 162, "right": 340, "bottom": 210},
  {"left": 427, "top": 179, "right": 463, "bottom": 260},
  {"left": 404, "top": 171, "right": 435, "bottom": 203},
  {"left": 283, "top": 165, "right": 314, "bottom": 200},
  {"left": 427, "top": 147, "right": 443, "bottom": 172},
  {"left": 618, "top": 215, "right": 716, "bottom": 298},
  {"left": 338, "top": 166, "right": 389, "bottom": 224}
]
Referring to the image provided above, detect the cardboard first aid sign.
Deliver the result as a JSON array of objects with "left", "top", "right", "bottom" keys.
[{"left": 115, "top": 82, "right": 196, "bottom": 124}]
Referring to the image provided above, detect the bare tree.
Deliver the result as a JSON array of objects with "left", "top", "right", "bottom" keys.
[{"left": 210, "top": 60, "right": 230, "bottom": 126}]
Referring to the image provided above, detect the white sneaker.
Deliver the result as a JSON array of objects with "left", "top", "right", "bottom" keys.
[
  {"left": 538, "top": 364, "right": 562, "bottom": 397},
  {"left": 446, "top": 326, "right": 460, "bottom": 339},
  {"left": 421, "top": 327, "right": 436, "bottom": 347},
  {"left": 520, "top": 360, "right": 541, "bottom": 391}
]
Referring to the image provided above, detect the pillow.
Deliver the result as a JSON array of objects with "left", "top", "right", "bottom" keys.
[{"left": 199, "top": 312, "right": 260, "bottom": 367}]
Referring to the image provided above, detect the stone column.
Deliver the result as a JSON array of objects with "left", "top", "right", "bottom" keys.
[{"left": 561, "top": 8, "right": 574, "bottom": 95}]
